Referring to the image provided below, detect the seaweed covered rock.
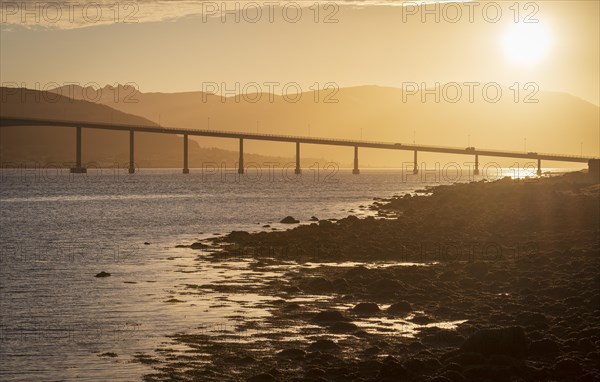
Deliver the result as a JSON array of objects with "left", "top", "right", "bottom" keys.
[{"left": 460, "top": 326, "right": 528, "bottom": 358}]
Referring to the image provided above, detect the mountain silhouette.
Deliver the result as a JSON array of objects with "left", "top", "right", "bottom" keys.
[
  {"left": 48, "top": 84, "right": 599, "bottom": 168},
  {"left": 0, "top": 87, "right": 328, "bottom": 168}
]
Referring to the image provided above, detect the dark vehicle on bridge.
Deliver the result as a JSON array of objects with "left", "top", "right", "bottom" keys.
[{"left": 466, "top": 147, "right": 475, "bottom": 151}]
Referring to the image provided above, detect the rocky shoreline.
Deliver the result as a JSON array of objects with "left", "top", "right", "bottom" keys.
[{"left": 141, "top": 172, "right": 600, "bottom": 382}]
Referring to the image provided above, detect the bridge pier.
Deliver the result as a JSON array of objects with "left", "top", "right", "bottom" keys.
[
  {"left": 537, "top": 159, "right": 542, "bottom": 176},
  {"left": 183, "top": 134, "right": 189, "bottom": 174},
  {"left": 128, "top": 129, "right": 135, "bottom": 174},
  {"left": 413, "top": 150, "right": 418, "bottom": 174},
  {"left": 70, "top": 126, "right": 87, "bottom": 173},
  {"left": 474, "top": 154, "right": 480, "bottom": 175},
  {"left": 238, "top": 138, "right": 244, "bottom": 174},
  {"left": 295, "top": 142, "right": 301, "bottom": 174},
  {"left": 353, "top": 146, "right": 360, "bottom": 174},
  {"left": 589, "top": 159, "right": 599, "bottom": 181}
]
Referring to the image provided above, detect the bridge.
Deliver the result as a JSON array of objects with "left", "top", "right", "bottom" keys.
[{"left": 1, "top": 116, "right": 597, "bottom": 176}]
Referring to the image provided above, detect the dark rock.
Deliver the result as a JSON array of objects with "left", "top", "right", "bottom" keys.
[
  {"left": 284, "top": 286, "right": 301, "bottom": 294},
  {"left": 305, "top": 368, "right": 327, "bottom": 378},
  {"left": 344, "top": 266, "right": 371, "bottom": 279},
  {"left": 351, "top": 302, "right": 380, "bottom": 315},
  {"left": 282, "top": 303, "right": 301, "bottom": 313},
  {"left": 378, "top": 356, "right": 408, "bottom": 378},
  {"left": 318, "top": 219, "right": 334, "bottom": 228},
  {"left": 554, "top": 358, "right": 582, "bottom": 377},
  {"left": 332, "top": 278, "right": 349, "bottom": 292},
  {"left": 439, "top": 370, "right": 466, "bottom": 382},
  {"left": 446, "top": 352, "right": 487, "bottom": 366},
  {"left": 529, "top": 338, "right": 561, "bottom": 356},
  {"left": 190, "top": 241, "right": 210, "bottom": 249},
  {"left": 247, "top": 373, "right": 276, "bottom": 382},
  {"left": 236, "top": 356, "right": 255, "bottom": 365},
  {"left": 488, "top": 354, "right": 516, "bottom": 366},
  {"left": 95, "top": 271, "right": 111, "bottom": 278},
  {"left": 309, "top": 216, "right": 319, "bottom": 221},
  {"left": 442, "top": 363, "right": 463, "bottom": 373},
  {"left": 313, "top": 310, "right": 348, "bottom": 323},
  {"left": 387, "top": 301, "right": 412, "bottom": 315},
  {"left": 363, "top": 346, "right": 380, "bottom": 356},
  {"left": 280, "top": 216, "right": 300, "bottom": 224},
  {"left": 369, "top": 278, "right": 402, "bottom": 296},
  {"left": 577, "top": 373, "right": 600, "bottom": 382},
  {"left": 329, "top": 321, "right": 358, "bottom": 333},
  {"left": 305, "top": 277, "right": 334, "bottom": 293},
  {"left": 577, "top": 338, "right": 595, "bottom": 353},
  {"left": 515, "top": 311, "right": 548, "bottom": 329},
  {"left": 308, "top": 339, "right": 339, "bottom": 352},
  {"left": 410, "top": 314, "right": 435, "bottom": 325},
  {"left": 408, "top": 341, "right": 425, "bottom": 351},
  {"left": 403, "top": 358, "right": 427, "bottom": 373},
  {"left": 460, "top": 326, "right": 527, "bottom": 358},
  {"left": 428, "top": 377, "right": 452, "bottom": 382},
  {"left": 228, "top": 231, "right": 251, "bottom": 241},
  {"left": 143, "top": 242, "right": 150, "bottom": 245},
  {"left": 276, "top": 348, "right": 305, "bottom": 359}
]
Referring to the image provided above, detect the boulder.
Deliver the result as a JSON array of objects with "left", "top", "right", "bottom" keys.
[
  {"left": 529, "top": 338, "right": 561, "bottom": 356},
  {"left": 460, "top": 326, "right": 528, "bottom": 358},
  {"left": 308, "top": 339, "right": 339, "bottom": 352},
  {"left": 554, "top": 358, "right": 582, "bottom": 378},
  {"left": 276, "top": 348, "right": 305, "bottom": 359},
  {"left": 329, "top": 321, "right": 359, "bottom": 333},
  {"left": 280, "top": 216, "right": 300, "bottom": 224},
  {"left": 305, "top": 277, "right": 334, "bottom": 293},
  {"left": 388, "top": 301, "right": 412, "bottom": 315},
  {"left": 351, "top": 302, "right": 380, "bottom": 315},
  {"left": 313, "top": 310, "right": 348, "bottom": 323},
  {"left": 515, "top": 311, "right": 548, "bottom": 329},
  {"left": 247, "top": 374, "right": 276, "bottom": 382}
]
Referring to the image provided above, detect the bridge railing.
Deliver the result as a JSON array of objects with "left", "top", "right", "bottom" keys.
[{"left": 1, "top": 116, "right": 597, "bottom": 161}]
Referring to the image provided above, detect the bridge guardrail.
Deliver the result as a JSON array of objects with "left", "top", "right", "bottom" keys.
[{"left": 1, "top": 116, "right": 597, "bottom": 161}]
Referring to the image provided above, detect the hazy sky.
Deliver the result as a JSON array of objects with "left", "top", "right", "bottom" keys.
[{"left": 1, "top": 1, "right": 599, "bottom": 105}]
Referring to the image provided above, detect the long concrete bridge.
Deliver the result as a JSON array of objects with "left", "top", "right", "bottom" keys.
[{"left": 1, "top": 116, "right": 597, "bottom": 176}]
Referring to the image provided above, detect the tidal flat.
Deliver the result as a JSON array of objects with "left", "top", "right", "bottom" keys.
[{"left": 140, "top": 173, "right": 600, "bottom": 382}]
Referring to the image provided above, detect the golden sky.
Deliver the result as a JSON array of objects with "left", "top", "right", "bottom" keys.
[{"left": 1, "top": 1, "right": 599, "bottom": 105}]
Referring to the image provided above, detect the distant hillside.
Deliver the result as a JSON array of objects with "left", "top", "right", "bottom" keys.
[
  {"left": 49, "top": 84, "right": 599, "bottom": 168},
  {"left": 0, "top": 87, "right": 328, "bottom": 168}
]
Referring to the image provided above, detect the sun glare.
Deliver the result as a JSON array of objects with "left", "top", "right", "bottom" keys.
[{"left": 503, "top": 22, "right": 552, "bottom": 66}]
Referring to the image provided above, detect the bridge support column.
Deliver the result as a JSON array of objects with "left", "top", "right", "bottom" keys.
[
  {"left": 589, "top": 159, "right": 599, "bottom": 181},
  {"left": 353, "top": 146, "right": 360, "bottom": 175},
  {"left": 474, "top": 154, "right": 480, "bottom": 175},
  {"left": 295, "top": 142, "right": 301, "bottom": 174},
  {"left": 70, "top": 126, "right": 87, "bottom": 173},
  {"left": 183, "top": 134, "right": 189, "bottom": 174},
  {"left": 238, "top": 138, "right": 244, "bottom": 174},
  {"left": 128, "top": 129, "right": 135, "bottom": 174},
  {"left": 413, "top": 150, "right": 418, "bottom": 174},
  {"left": 537, "top": 159, "right": 542, "bottom": 176}
]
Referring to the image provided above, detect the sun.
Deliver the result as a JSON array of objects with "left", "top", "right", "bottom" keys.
[{"left": 502, "top": 22, "right": 552, "bottom": 66}]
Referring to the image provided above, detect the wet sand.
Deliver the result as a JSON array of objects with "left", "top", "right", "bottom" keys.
[{"left": 141, "top": 172, "right": 599, "bottom": 382}]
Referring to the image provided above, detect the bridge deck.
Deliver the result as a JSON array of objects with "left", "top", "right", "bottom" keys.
[{"left": 0, "top": 116, "right": 596, "bottom": 164}]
